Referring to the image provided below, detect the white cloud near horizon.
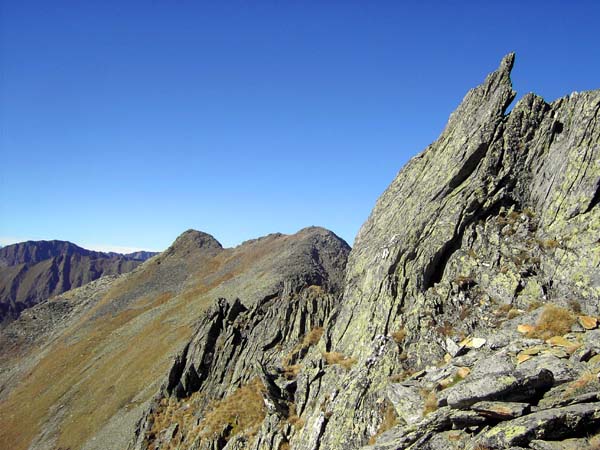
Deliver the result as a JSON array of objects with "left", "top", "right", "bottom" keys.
[
  {"left": 81, "top": 244, "right": 162, "bottom": 254},
  {"left": 0, "top": 237, "right": 161, "bottom": 254},
  {"left": 0, "top": 236, "right": 31, "bottom": 246}
]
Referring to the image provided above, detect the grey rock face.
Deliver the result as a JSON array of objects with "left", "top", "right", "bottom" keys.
[
  {"left": 477, "top": 402, "right": 600, "bottom": 447},
  {"left": 332, "top": 51, "right": 600, "bottom": 366},
  {"left": 162, "top": 229, "right": 223, "bottom": 258},
  {"left": 445, "top": 369, "right": 553, "bottom": 409},
  {"left": 331, "top": 53, "right": 518, "bottom": 361},
  {"left": 386, "top": 383, "right": 425, "bottom": 425},
  {"left": 289, "top": 53, "right": 599, "bottom": 448}
]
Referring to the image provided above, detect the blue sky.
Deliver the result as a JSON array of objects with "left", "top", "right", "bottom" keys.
[{"left": 1, "top": 1, "right": 599, "bottom": 252}]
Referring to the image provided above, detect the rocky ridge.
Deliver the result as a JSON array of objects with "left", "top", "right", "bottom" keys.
[
  {"left": 128, "top": 54, "right": 600, "bottom": 450},
  {"left": 0, "top": 227, "right": 349, "bottom": 450}
]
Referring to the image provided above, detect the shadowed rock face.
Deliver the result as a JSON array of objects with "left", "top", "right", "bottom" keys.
[
  {"left": 127, "top": 54, "right": 600, "bottom": 450},
  {"left": 0, "top": 240, "right": 155, "bottom": 324}
]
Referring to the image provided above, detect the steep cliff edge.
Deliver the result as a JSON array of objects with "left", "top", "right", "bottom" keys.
[{"left": 130, "top": 54, "right": 600, "bottom": 450}]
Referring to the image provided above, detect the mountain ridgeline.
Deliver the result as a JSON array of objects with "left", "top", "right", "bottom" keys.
[
  {"left": 0, "top": 53, "right": 599, "bottom": 450},
  {"left": 0, "top": 240, "right": 157, "bottom": 324}
]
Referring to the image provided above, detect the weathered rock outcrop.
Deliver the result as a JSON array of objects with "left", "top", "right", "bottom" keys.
[
  {"left": 332, "top": 52, "right": 599, "bottom": 363},
  {"left": 309, "top": 53, "right": 599, "bottom": 449},
  {"left": 129, "top": 286, "right": 340, "bottom": 450},
  {"left": 128, "top": 53, "right": 600, "bottom": 450}
]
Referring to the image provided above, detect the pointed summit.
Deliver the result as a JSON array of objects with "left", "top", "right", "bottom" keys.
[
  {"left": 500, "top": 51, "right": 515, "bottom": 73},
  {"left": 444, "top": 52, "right": 516, "bottom": 131},
  {"left": 163, "top": 229, "right": 223, "bottom": 258}
]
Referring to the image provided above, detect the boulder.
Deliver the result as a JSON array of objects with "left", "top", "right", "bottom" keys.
[
  {"left": 477, "top": 402, "right": 600, "bottom": 447},
  {"left": 470, "top": 401, "right": 530, "bottom": 419},
  {"left": 445, "top": 369, "right": 553, "bottom": 409}
]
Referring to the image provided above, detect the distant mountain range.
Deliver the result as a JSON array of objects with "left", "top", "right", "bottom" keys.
[
  {"left": 0, "top": 240, "right": 158, "bottom": 324},
  {"left": 106, "top": 250, "right": 158, "bottom": 261}
]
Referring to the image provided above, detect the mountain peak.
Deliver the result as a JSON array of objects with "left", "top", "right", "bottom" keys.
[
  {"left": 0, "top": 240, "right": 143, "bottom": 323},
  {"left": 163, "top": 229, "right": 223, "bottom": 258},
  {"left": 499, "top": 51, "right": 515, "bottom": 74},
  {"left": 0, "top": 240, "right": 88, "bottom": 267}
]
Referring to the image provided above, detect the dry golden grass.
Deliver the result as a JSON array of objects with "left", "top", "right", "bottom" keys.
[
  {"left": 147, "top": 378, "right": 268, "bottom": 449},
  {"left": 436, "top": 320, "right": 454, "bottom": 337},
  {"left": 285, "top": 403, "right": 305, "bottom": 431},
  {"left": 0, "top": 289, "right": 193, "bottom": 450},
  {"left": 497, "top": 303, "right": 513, "bottom": 313},
  {"left": 146, "top": 391, "right": 209, "bottom": 450},
  {"left": 201, "top": 377, "right": 266, "bottom": 439},
  {"left": 282, "top": 364, "right": 302, "bottom": 379},
  {"left": 283, "top": 326, "right": 324, "bottom": 368},
  {"left": 303, "top": 327, "right": 324, "bottom": 346},
  {"left": 420, "top": 389, "right": 438, "bottom": 416},
  {"left": 322, "top": 351, "right": 357, "bottom": 370},
  {"left": 537, "top": 238, "right": 559, "bottom": 250},
  {"left": 388, "top": 370, "right": 411, "bottom": 383},
  {"left": 453, "top": 275, "right": 474, "bottom": 288},
  {"left": 527, "top": 304, "right": 576, "bottom": 340},
  {"left": 563, "top": 370, "right": 599, "bottom": 399},
  {"left": 459, "top": 306, "right": 471, "bottom": 321},
  {"left": 287, "top": 414, "right": 305, "bottom": 431},
  {"left": 391, "top": 328, "right": 407, "bottom": 344},
  {"left": 447, "top": 431, "right": 463, "bottom": 442},
  {"left": 438, "top": 372, "right": 465, "bottom": 390},
  {"left": 305, "top": 284, "right": 326, "bottom": 299},
  {"left": 568, "top": 299, "right": 582, "bottom": 314},
  {"left": 497, "top": 209, "right": 534, "bottom": 228},
  {"left": 589, "top": 433, "right": 600, "bottom": 450},
  {"left": 368, "top": 401, "right": 398, "bottom": 445},
  {"left": 507, "top": 308, "right": 521, "bottom": 319},
  {"left": 527, "top": 301, "right": 543, "bottom": 311}
]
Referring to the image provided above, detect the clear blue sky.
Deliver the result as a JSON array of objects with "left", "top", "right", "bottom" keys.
[{"left": 1, "top": 1, "right": 599, "bottom": 252}]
